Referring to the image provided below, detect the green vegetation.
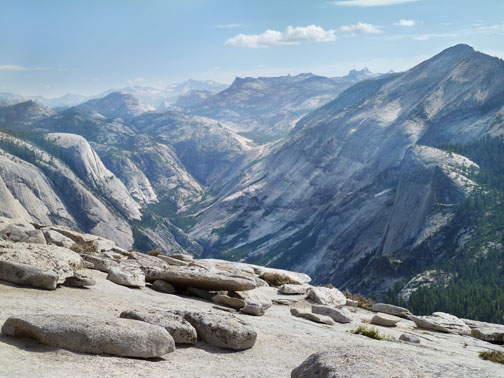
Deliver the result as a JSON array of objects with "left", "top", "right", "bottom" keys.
[
  {"left": 259, "top": 272, "right": 298, "bottom": 287},
  {"left": 70, "top": 242, "right": 95, "bottom": 255},
  {"left": 351, "top": 325, "right": 393, "bottom": 341},
  {"left": 479, "top": 350, "right": 504, "bottom": 364},
  {"left": 386, "top": 137, "right": 504, "bottom": 324}
]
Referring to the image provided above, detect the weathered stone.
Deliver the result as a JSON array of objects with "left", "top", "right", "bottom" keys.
[
  {"left": 463, "top": 319, "right": 504, "bottom": 344},
  {"left": 107, "top": 266, "right": 145, "bottom": 288},
  {"left": 372, "top": 303, "right": 412, "bottom": 319},
  {"left": 231, "top": 288, "right": 272, "bottom": 314},
  {"left": 371, "top": 312, "right": 401, "bottom": 327},
  {"left": 169, "top": 254, "right": 194, "bottom": 262},
  {"left": 308, "top": 286, "right": 346, "bottom": 308},
  {"left": 291, "top": 347, "right": 415, "bottom": 378},
  {"left": 410, "top": 312, "right": 471, "bottom": 335},
  {"left": 273, "top": 298, "right": 298, "bottom": 306},
  {"left": 48, "top": 226, "right": 99, "bottom": 244},
  {"left": 2, "top": 314, "right": 174, "bottom": 358},
  {"left": 240, "top": 303, "right": 265, "bottom": 316},
  {"left": 43, "top": 230, "right": 75, "bottom": 249},
  {"left": 312, "top": 304, "right": 352, "bottom": 324},
  {"left": 251, "top": 265, "right": 311, "bottom": 285},
  {"left": 63, "top": 272, "right": 96, "bottom": 287},
  {"left": 279, "top": 284, "right": 310, "bottom": 295},
  {"left": 176, "top": 310, "right": 257, "bottom": 350},
  {"left": 157, "top": 255, "right": 189, "bottom": 266},
  {"left": 150, "top": 265, "right": 257, "bottom": 292},
  {"left": 187, "top": 286, "right": 216, "bottom": 300},
  {"left": 127, "top": 251, "right": 169, "bottom": 280},
  {"left": 0, "top": 223, "right": 45, "bottom": 244},
  {"left": 212, "top": 294, "right": 246, "bottom": 309},
  {"left": 120, "top": 310, "right": 197, "bottom": 345},
  {"left": 0, "top": 240, "right": 82, "bottom": 285},
  {"left": 0, "top": 260, "right": 58, "bottom": 290},
  {"left": 346, "top": 299, "right": 358, "bottom": 307},
  {"left": 91, "top": 238, "right": 115, "bottom": 252},
  {"left": 290, "top": 308, "right": 335, "bottom": 325},
  {"left": 151, "top": 280, "right": 176, "bottom": 294},
  {"left": 80, "top": 254, "right": 118, "bottom": 273},
  {"left": 399, "top": 333, "right": 421, "bottom": 344}
]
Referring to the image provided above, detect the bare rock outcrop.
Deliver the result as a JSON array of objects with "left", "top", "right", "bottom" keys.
[{"left": 410, "top": 312, "right": 471, "bottom": 335}]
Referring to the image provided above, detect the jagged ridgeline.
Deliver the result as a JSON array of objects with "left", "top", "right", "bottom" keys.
[
  {"left": 0, "top": 45, "right": 504, "bottom": 326},
  {"left": 386, "top": 137, "right": 504, "bottom": 324}
]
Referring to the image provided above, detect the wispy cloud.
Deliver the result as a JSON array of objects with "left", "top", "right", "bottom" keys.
[
  {"left": 338, "top": 22, "right": 382, "bottom": 34},
  {"left": 226, "top": 25, "right": 337, "bottom": 48},
  {"left": 394, "top": 19, "right": 416, "bottom": 27},
  {"left": 226, "top": 23, "right": 381, "bottom": 48},
  {"left": 328, "top": 0, "right": 419, "bottom": 7},
  {"left": 413, "top": 32, "right": 459, "bottom": 41},
  {"left": 475, "top": 22, "right": 504, "bottom": 34},
  {"left": 215, "top": 24, "right": 244, "bottom": 29},
  {"left": 0, "top": 65, "right": 51, "bottom": 71},
  {"left": 0, "top": 65, "right": 28, "bottom": 71}
]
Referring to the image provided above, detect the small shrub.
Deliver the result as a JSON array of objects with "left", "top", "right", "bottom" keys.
[
  {"left": 343, "top": 290, "right": 376, "bottom": 311},
  {"left": 351, "top": 325, "right": 394, "bottom": 341},
  {"left": 147, "top": 250, "right": 162, "bottom": 256},
  {"left": 70, "top": 242, "right": 95, "bottom": 254},
  {"left": 259, "top": 272, "right": 298, "bottom": 287},
  {"left": 479, "top": 350, "right": 504, "bottom": 364}
]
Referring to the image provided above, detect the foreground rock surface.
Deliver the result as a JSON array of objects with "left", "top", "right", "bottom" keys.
[
  {"left": 1, "top": 314, "right": 175, "bottom": 358},
  {"left": 311, "top": 304, "right": 352, "bottom": 324},
  {"left": 290, "top": 308, "right": 335, "bottom": 325},
  {"left": 291, "top": 347, "right": 427, "bottom": 378}
]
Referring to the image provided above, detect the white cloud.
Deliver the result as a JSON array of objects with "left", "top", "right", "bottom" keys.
[
  {"left": 215, "top": 24, "right": 244, "bottom": 29},
  {"left": 225, "top": 25, "right": 337, "bottom": 48},
  {"left": 338, "top": 22, "right": 382, "bottom": 34},
  {"left": 127, "top": 77, "right": 145, "bottom": 85},
  {"left": 0, "top": 65, "right": 28, "bottom": 71},
  {"left": 394, "top": 19, "right": 416, "bottom": 27},
  {"left": 329, "top": 0, "right": 419, "bottom": 7},
  {"left": 475, "top": 23, "right": 504, "bottom": 34}
]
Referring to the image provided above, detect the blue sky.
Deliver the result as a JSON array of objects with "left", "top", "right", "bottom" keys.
[{"left": 1, "top": 0, "right": 503, "bottom": 97}]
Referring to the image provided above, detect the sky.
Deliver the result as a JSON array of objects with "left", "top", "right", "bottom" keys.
[{"left": 1, "top": 0, "right": 503, "bottom": 98}]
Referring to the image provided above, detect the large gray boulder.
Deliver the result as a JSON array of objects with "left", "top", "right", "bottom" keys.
[
  {"left": 410, "top": 312, "right": 471, "bottom": 335},
  {"left": 311, "top": 304, "right": 352, "bottom": 324},
  {"left": 0, "top": 260, "right": 59, "bottom": 290},
  {"left": 2, "top": 314, "right": 175, "bottom": 358},
  {"left": 371, "top": 313, "right": 401, "bottom": 327},
  {"left": 107, "top": 266, "right": 145, "bottom": 288},
  {"left": 63, "top": 272, "right": 96, "bottom": 287},
  {"left": 290, "top": 308, "right": 335, "bottom": 325},
  {"left": 279, "top": 284, "right": 310, "bottom": 295},
  {"left": 463, "top": 319, "right": 504, "bottom": 344},
  {"left": 0, "top": 240, "right": 83, "bottom": 287},
  {"left": 175, "top": 310, "right": 257, "bottom": 350},
  {"left": 151, "top": 279, "right": 176, "bottom": 294},
  {"left": 80, "top": 254, "right": 118, "bottom": 273},
  {"left": 308, "top": 286, "right": 346, "bottom": 308},
  {"left": 371, "top": 303, "right": 412, "bottom": 319},
  {"left": 211, "top": 294, "right": 246, "bottom": 309},
  {"left": 150, "top": 265, "right": 257, "bottom": 291},
  {"left": 43, "top": 229, "right": 75, "bottom": 249},
  {"left": 120, "top": 310, "right": 197, "bottom": 345}
]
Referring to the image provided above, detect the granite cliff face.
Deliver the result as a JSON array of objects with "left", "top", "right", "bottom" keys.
[
  {"left": 191, "top": 45, "right": 504, "bottom": 295},
  {"left": 0, "top": 45, "right": 502, "bottom": 296}
]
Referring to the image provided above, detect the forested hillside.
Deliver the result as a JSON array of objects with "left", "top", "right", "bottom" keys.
[{"left": 386, "top": 137, "right": 504, "bottom": 323}]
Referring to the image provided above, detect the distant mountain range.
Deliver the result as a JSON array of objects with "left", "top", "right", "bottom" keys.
[{"left": 0, "top": 45, "right": 502, "bottom": 306}]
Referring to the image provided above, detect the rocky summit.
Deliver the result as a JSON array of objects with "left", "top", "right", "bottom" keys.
[{"left": 0, "top": 216, "right": 503, "bottom": 377}]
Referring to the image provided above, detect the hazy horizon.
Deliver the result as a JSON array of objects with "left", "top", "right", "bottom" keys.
[{"left": 1, "top": 0, "right": 503, "bottom": 97}]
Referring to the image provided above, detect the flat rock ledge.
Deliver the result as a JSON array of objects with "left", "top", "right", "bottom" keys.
[
  {"left": 290, "top": 308, "right": 335, "bottom": 325},
  {"left": 150, "top": 265, "right": 257, "bottom": 292},
  {"left": 410, "top": 312, "right": 471, "bottom": 335},
  {"left": 1, "top": 314, "right": 175, "bottom": 358},
  {"left": 372, "top": 303, "right": 412, "bottom": 319},
  {"left": 311, "top": 304, "right": 352, "bottom": 324}
]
